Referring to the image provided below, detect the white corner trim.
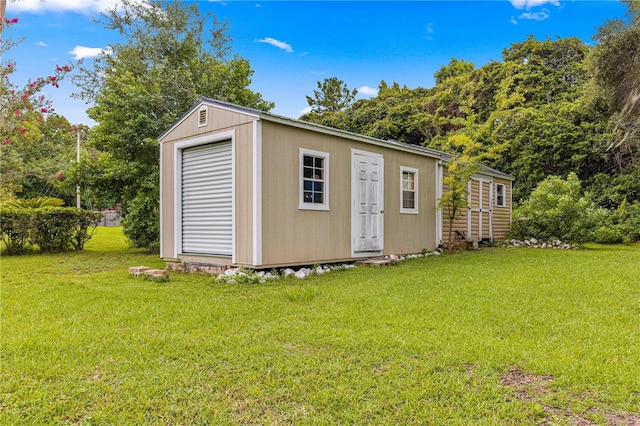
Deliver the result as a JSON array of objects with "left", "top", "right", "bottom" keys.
[
  {"left": 253, "top": 120, "right": 262, "bottom": 267},
  {"left": 159, "top": 142, "right": 164, "bottom": 259},
  {"left": 436, "top": 162, "right": 443, "bottom": 245}
]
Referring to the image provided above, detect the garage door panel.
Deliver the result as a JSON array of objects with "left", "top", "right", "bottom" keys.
[{"left": 181, "top": 141, "right": 232, "bottom": 256}]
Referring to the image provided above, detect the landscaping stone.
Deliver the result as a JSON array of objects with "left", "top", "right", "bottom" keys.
[
  {"left": 128, "top": 266, "right": 149, "bottom": 277},
  {"left": 144, "top": 269, "right": 167, "bottom": 277}
]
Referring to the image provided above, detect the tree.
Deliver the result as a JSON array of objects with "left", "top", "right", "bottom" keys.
[
  {"left": 304, "top": 76, "right": 357, "bottom": 115},
  {"left": 72, "top": 0, "right": 273, "bottom": 251},
  {"left": 590, "top": 0, "right": 640, "bottom": 150},
  {"left": 1, "top": 14, "right": 73, "bottom": 202},
  {"left": 438, "top": 134, "right": 483, "bottom": 252},
  {"left": 433, "top": 58, "right": 474, "bottom": 86}
]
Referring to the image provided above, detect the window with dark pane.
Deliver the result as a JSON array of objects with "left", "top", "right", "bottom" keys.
[
  {"left": 495, "top": 183, "right": 505, "bottom": 207},
  {"left": 402, "top": 170, "right": 416, "bottom": 209},
  {"left": 303, "top": 154, "right": 324, "bottom": 204}
]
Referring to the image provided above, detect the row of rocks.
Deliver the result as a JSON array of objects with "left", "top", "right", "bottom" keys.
[
  {"left": 216, "top": 263, "right": 358, "bottom": 284},
  {"left": 216, "top": 249, "right": 445, "bottom": 284},
  {"left": 389, "top": 250, "right": 442, "bottom": 261},
  {"left": 501, "top": 238, "right": 576, "bottom": 250}
]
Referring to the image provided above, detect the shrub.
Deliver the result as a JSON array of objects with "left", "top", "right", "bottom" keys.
[
  {"left": 0, "top": 207, "right": 103, "bottom": 254},
  {"left": 3, "top": 197, "right": 65, "bottom": 208},
  {"left": 593, "top": 199, "right": 640, "bottom": 244},
  {"left": 31, "top": 208, "right": 79, "bottom": 252},
  {"left": 0, "top": 207, "right": 32, "bottom": 255},
  {"left": 512, "top": 173, "right": 601, "bottom": 244},
  {"left": 122, "top": 176, "right": 159, "bottom": 253}
]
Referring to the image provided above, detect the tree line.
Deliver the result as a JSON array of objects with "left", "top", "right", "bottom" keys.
[
  {"left": 302, "top": 3, "right": 639, "bottom": 209},
  {"left": 1, "top": 0, "right": 638, "bottom": 251}
]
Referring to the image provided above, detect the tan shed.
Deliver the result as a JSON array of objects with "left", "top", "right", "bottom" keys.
[
  {"left": 158, "top": 99, "right": 513, "bottom": 269},
  {"left": 438, "top": 166, "right": 514, "bottom": 247}
]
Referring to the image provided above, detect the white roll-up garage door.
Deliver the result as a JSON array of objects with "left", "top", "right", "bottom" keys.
[{"left": 181, "top": 141, "right": 232, "bottom": 256}]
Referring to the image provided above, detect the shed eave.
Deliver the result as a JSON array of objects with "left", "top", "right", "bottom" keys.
[{"left": 259, "top": 113, "right": 443, "bottom": 160}]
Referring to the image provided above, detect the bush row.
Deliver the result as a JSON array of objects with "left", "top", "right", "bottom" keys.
[
  {"left": 1, "top": 207, "right": 103, "bottom": 254},
  {"left": 511, "top": 173, "right": 640, "bottom": 245}
]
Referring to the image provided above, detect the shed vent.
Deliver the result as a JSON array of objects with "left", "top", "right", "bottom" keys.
[{"left": 198, "top": 107, "right": 207, "bottom": 127}]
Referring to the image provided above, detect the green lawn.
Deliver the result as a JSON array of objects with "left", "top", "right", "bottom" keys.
[{"left": 2, "top": 227, "right": 639, "bottom": 425}]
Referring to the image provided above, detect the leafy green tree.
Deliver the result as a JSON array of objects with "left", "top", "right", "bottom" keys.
[
  {"left": 433, "top": 58, "right": 474, "bottom": 85},
  {"left": 438, "top": 134, "right": 483, "bottom": 252},
  {"left": 499, "top": 36, "right": 588, "bottom": 107},
  {"left": 304, "top": 76, "right": 357, "bottom": 114},
  {"left": 590, "top": 0, "right": 640, "bottom": 150},
  {"left": 72, "top": 0, "right": 273, "bottom": 251},
  {"left": 1, "top": 15, "right": 73, "bottom": 202}
]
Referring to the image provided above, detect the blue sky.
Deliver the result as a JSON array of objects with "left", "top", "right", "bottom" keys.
[{"left": 4, "top": 0, "right": 627, "bottom": 126}]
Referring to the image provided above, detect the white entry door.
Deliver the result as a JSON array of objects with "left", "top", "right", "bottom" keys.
[{"left": 351, "top": 150, "right": 384, "bottom": 256}]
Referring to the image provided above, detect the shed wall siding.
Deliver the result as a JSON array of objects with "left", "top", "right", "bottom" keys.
[
  {"left": 160, "top": 143, "right": 176, "bottom": 259},
  {"left": 440, "top": 171, "right": 512, "bottom": 245},
  {"left": 260, "top": 121, "right": 437, "bottom": 266},
  {"left": 159, "top": 105, "right": 255, "bottom": 264},
  {"left": 492, "top": 177, "right": 512, "bottom": 240}
]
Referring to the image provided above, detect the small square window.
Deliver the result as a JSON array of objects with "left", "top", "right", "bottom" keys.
[
  {"left": 400, "top": 167, "right": 418, "bottom": 214},
  {"left": 495, "top": 183, "right": 506, "bottom": 207},
  {"left": 299, "top": 149, "right": 329, "bottom": 210}
]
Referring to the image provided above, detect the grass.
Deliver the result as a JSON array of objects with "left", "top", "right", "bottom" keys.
[{"left": 1, "top": 227, "right": 639, "bottom": 425}]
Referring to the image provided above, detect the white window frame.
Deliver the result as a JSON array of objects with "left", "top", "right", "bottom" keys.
[
  {"left": 495, "top": 183, "right": 506, "bottom": 207},
  {"left": 299, "top": 148, "right": 330, "bottom": 211},
  {"left": 197, "top": 106, "right": 208, "bottom": 127},
  {"left": 400, "top": 166, "right": 419, "bottom": 214}
]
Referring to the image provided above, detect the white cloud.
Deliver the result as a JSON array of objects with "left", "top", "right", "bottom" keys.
[
  {"left": 35, "top": 41, "right": 48, "bottom": 47},
  {"left": 358, "top": 86, "right": 379, "bottom": 97},
  {"left": 299, "top": 106, "right": 312, "bottom": 115},
  {"left": 510, "top": 16, "right": 519, "bottom": 25},
  {"left": 518, "top": 9, "right": 550, "bottom": 21},
  {"left": 424, "top": 22, "right": 435, "bottom": 40},
  {"left": 509, "top": 0, "right": 559, "bottom": 10},
  {"left": 257, "top": 37, "right": 293, "bottom": 53},
  {"left": 425, "top": 22, "right": 435, "bottom": 34},
  {"left": 69, "top": 45, "right": 112, "bottom": 59},
  {"left": 6, "top": 0, "right": 121, "bottom": 15}
]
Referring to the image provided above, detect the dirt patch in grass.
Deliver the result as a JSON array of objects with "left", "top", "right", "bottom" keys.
[
  {"left": 500, "top": 366, "right": 554, "bottom": 402},
  {"left": 500, "top": 367, "right": 640, "bottom": 425},
  {"left": 606, "top": 413, "right": 640, "bottom": 426}
]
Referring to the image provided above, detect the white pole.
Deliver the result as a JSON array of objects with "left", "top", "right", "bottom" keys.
[{"left": 76, "top": 131, "right": 81, "bottom": 209}]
